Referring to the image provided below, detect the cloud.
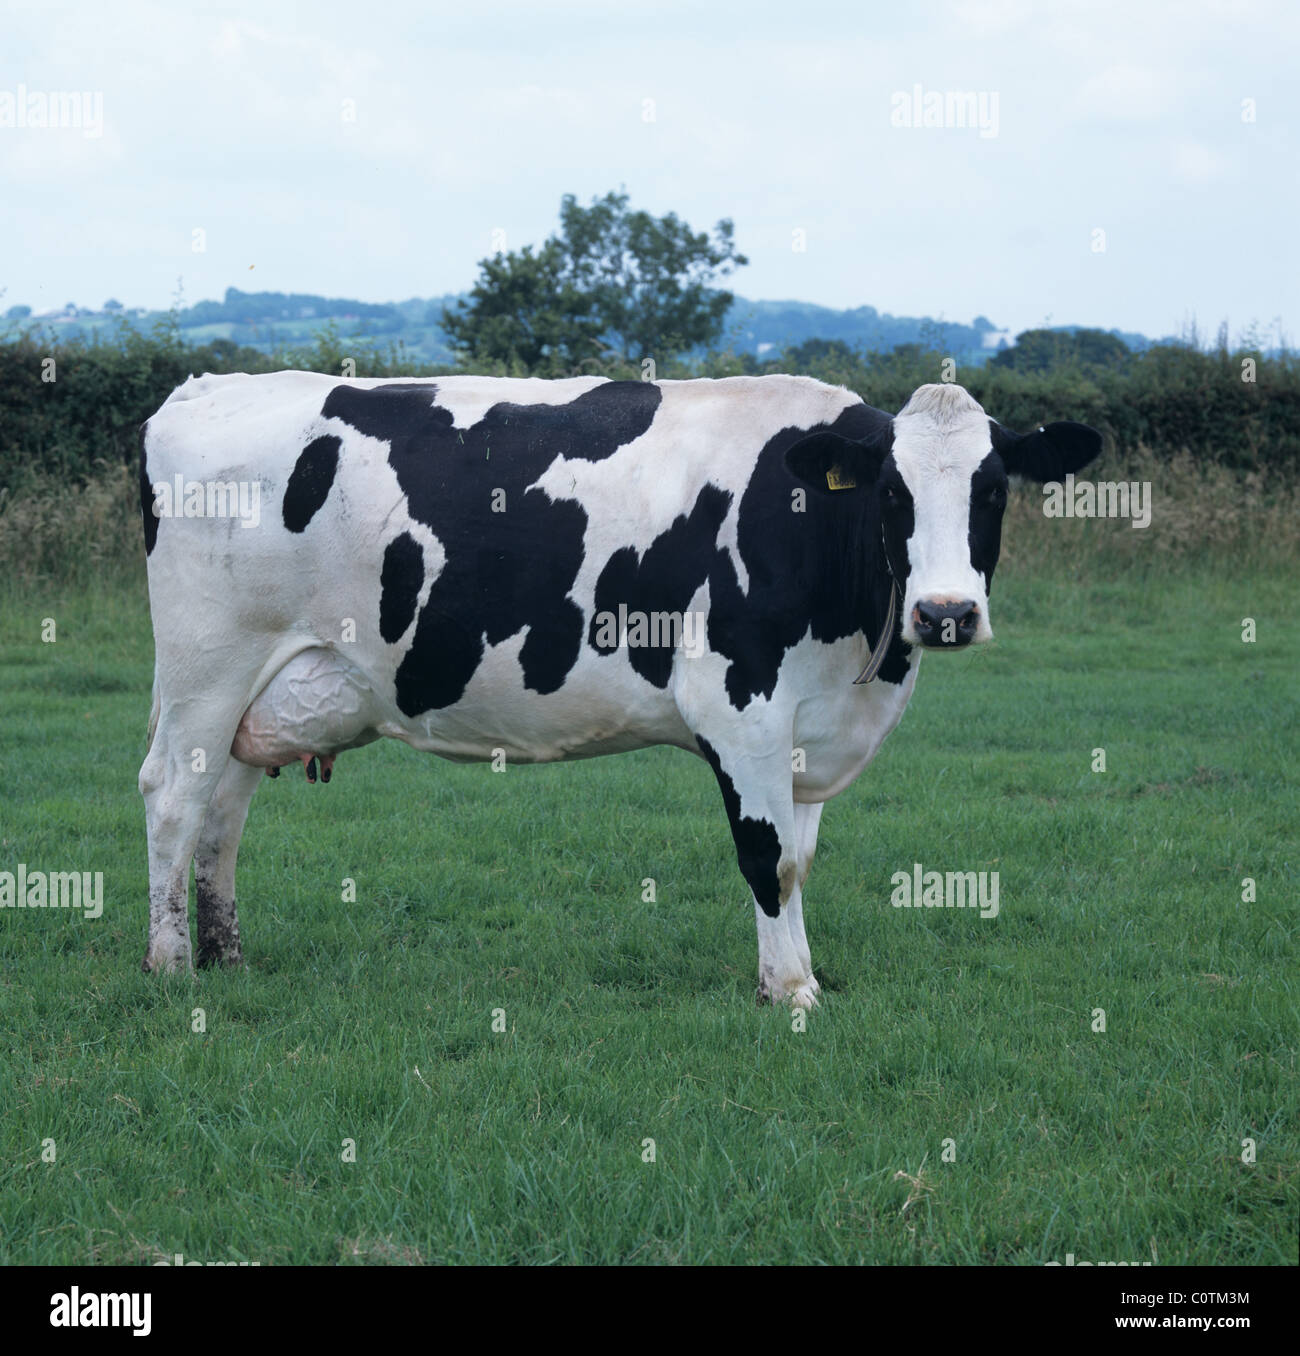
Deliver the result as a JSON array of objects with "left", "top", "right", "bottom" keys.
[
  {"left": 1075, "top": 64, "right": 1182, "bottom": 120},
  {"left": 949, "top": 0, "right": 1039, "bottom": 32},
  {"left": 0, "top": 0, "right": 1294, "bottom": 336},
  {"left": 1170, "top": 140, "right": 1227, "bottom": 183}
]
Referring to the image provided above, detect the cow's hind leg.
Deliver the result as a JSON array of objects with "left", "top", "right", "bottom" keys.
[
  {"left": 695, "top": 734, "right": 818, "bottom": 1009},
  {"left": 194, "top": 760, "right": 264, "bottom": 967},
  {"left": 138, "top": 693, "right": 252, "bottom": 973}
]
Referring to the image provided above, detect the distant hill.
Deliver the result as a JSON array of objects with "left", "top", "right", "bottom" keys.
[
  {"left": 724, "top": 300, "right": 1158, "bottom": 362},
  {"left": 7, "top": 287, "right": 1164, "bottom": 365}
]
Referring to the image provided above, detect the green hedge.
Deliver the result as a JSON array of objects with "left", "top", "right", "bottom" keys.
[
  {"left": 703, "top": 341, "right": 1300, "bottom": 472},
  {"left": 0, "top": 318, "right": 432, "bottom": 490},
  {"left": 1, "top": 318, "right": 1297, "bottom": 490}
]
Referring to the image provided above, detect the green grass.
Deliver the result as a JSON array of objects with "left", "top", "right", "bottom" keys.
[{"left": 0, "top": 560, "right": 1295, "bottom": 1265}]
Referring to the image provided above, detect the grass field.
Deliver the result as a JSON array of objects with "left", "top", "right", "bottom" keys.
[{"left": 0, "top": 555, "right": 1295, "bottom": 1265}]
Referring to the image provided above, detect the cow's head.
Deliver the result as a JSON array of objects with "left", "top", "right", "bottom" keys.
[{"left": 785, "top": 383, "right": 1101, "bottom": 648}]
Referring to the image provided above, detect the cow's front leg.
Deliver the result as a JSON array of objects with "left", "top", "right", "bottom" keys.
[
  {"left": 696, "top": 734, "right": 818, "bottom": 1008},
  {"left": 786, "top": 800, "right": 825, "bottom": 996},
  {"left": 753, "top": 895, "right": 818, "bottom": 1009}
]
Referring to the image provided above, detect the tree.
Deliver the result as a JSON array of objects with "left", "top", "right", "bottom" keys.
[
  {"left": 993, "top": 327, "right": 1130, "bottom": 373},
  {"left": 441, "top": 241, "right": 605, "bottom": 376},
  {"left": 442, "top": 191, "right": 747, "bottom": 373},
  {"left": 783, "top": 338, "right": 858, "bottom": 369},
  {"left": 556, "top": 191, "right": 747, "bottom": 361}
]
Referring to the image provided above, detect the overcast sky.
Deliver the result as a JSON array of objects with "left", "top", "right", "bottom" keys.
[{"left": 2, "top": 0, "right": 1294, "bottom": 341}]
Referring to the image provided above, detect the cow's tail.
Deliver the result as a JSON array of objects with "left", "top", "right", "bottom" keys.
[{"left": 145, "top": 672, "right": 161, "bottom": 751}]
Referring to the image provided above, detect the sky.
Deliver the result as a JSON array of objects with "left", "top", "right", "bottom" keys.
[{"left": 1, "top": 0, "right": 1295, "bottom": 342}]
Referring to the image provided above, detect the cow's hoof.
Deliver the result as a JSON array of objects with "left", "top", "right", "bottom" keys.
[
  {"left": 195, "top": 910, "right": 243, "bottom": 969},
  {"left": 789, "top": 981, "right": 820, "bottom": 1010},
  {"left": 141, "top": 946, "right": 192, "bottom": 975},
  {"left": 757, "top": 975, "right": 821, "bottom": 1008}
]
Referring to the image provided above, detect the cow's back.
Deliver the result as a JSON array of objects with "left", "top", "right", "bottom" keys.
[{"left": 141, "top": 371, "right": 865, "bottom": 764}]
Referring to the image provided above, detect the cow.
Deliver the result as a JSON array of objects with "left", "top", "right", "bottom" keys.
[{"left": 137, "top": 373, "right": 1100, "bottom": 1005}]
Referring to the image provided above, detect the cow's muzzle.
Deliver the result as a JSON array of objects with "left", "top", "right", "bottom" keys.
[{"left": 912, "top": 598, "right": 980, "bottom": 648}]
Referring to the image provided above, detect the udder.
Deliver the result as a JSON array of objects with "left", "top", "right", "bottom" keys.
[{"left": 231, "top": 648, "right": 380, "bottom": 778}]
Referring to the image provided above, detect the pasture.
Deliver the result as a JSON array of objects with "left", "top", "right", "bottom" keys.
[{"left": 0, "top": 552, "right": 1295, "bottom": 1265}]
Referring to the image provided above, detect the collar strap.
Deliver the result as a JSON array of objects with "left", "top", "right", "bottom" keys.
[
  {"left": 855, "top": 523, "right": 902, "bottom": 685},
  {"left": 853, "top": 576, "right": 898, "bottom": 685}
]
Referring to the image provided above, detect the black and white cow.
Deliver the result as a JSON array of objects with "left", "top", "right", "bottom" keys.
[{"left": 138, "top": 374, "right": 1099, "bottom": 1004}]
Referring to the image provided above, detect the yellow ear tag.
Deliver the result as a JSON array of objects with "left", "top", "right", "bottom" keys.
[{"left": 826, "top": 464, "right": 856, "bottom": 491}]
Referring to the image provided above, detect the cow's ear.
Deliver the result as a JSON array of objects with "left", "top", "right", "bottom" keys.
[
  {"left": 989, "top": 419, "right": 1102, "bottom": 482},
  {"left": 785, "top": 426, "right": 893, "bottom": 496}
]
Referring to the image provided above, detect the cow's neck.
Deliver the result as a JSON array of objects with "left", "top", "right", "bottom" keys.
[{"left": 806, "top": 495, "right": 911, "bottom": 684}]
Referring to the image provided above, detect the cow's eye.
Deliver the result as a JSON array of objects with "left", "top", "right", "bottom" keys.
[{"left": 982, "top": 485, "right": 1007, "bottom": 508}]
